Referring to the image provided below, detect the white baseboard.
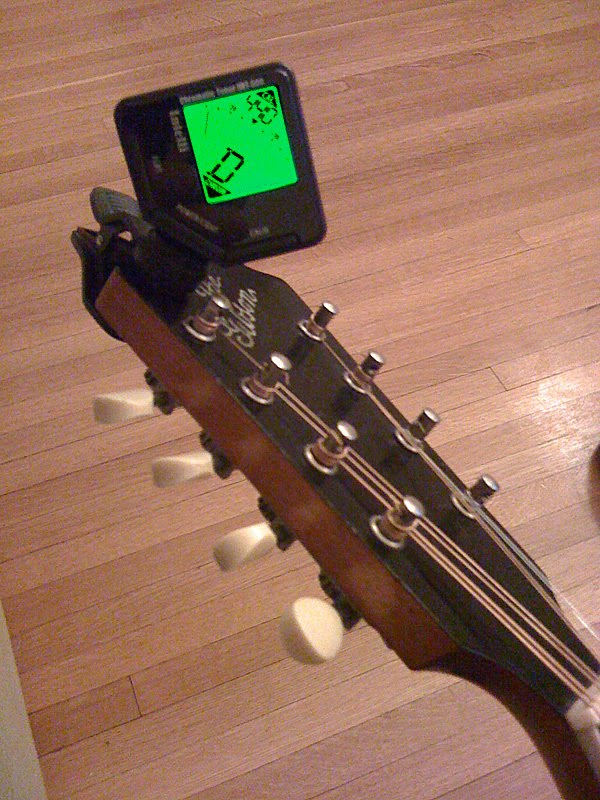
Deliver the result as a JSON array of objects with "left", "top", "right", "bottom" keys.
[{"left": 0, "top": 602, "right": 47, "bottom": 800}]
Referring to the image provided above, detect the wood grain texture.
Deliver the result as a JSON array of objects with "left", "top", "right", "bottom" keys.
[{"left": 0, "top": 1, "right": 598, "bottom": 799}]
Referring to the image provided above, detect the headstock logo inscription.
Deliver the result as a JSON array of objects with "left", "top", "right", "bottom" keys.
[{"left": 195, "top": 275, "right": 258, "bottom": 349}]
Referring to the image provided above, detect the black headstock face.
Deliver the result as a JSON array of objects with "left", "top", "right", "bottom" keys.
[{"left": 96, "top": 251, "right": 599, "bottom": 719}]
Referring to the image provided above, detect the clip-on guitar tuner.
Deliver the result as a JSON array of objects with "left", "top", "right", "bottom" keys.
[{"left": 73, "top": 62, "right": 326, "bottom": 334}]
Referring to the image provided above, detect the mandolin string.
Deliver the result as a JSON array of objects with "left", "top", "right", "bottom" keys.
[
  {"left": 223, "top": 334, "right": 263, "bottom": 368},
  {"left": 335, "top": 425, "right": 598, "bottom": 684},
  {"left": 367, "top": 391, "right": 554, "bottom": 586},
  {"left": 410, "top": 523, "right": 587, "bottom": 697},
  {"left": 363, "top": 381, "right": 578, "bottom": 598},
  {"left": 414, "top": 517, "right": 597, "bottom": 687},
  {"left": 276, "top": 383, "right": 597, "bottom": 691},
  {"left": 211, "top": 329, "right": 598, "bottom": 697},
  {"left": 319, "top": 339, "right": 599, "bottom": 654},
  {"left": 365, "top": 375, "right": 600, "bottom": 655},
  {"left": 351, "top": 450, "right": 598, "bottom": 686}
]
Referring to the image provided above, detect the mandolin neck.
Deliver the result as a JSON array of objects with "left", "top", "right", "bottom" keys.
[
  {"left": 439, "top": 652, "right": 600, "bottom": 800},
  {"left": 96, "top": 266, "right": 600, "bottom": 800}
]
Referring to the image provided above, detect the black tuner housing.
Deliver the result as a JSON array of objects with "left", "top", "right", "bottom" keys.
[{"left": 114, "top": 63, "right": 326, "bottom": 265}]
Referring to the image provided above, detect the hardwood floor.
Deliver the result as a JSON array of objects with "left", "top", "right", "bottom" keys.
[{"left": 1, "top": 1, "right": 599, "bottom": 798}]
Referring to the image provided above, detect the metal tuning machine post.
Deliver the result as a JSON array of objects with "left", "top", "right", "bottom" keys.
[
  {"left": 452, "top": 474, "right": 499, "bottom": 518},
  {"left": 298, "top": 301, "right": 337, "bottom": 341},
  {"left": 370, "top": 495, "right": 425, "bottom": 549},
  {"left": 395, "top": 408, "right": 440, "bottom": 452},
  {"left": 304, "top": 421, "right": 357, "bottom": 475},
  {"left": 240, "top": 352, "right": 292, "bottom": 405},
  {"left": 183, "top": 292, "right": 231, "bottom": 342},
  {"left": 344, "top": 351, "right": 385, "bottom": 393}
]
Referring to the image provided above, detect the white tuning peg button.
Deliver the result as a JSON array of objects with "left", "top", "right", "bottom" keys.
[
  {"left": 151, "top": 451, "right": 215, "bottom": 488},
  {"left": 213, "top": 523, "right": 277, "bottom": 572},
  {"left": 280, "top": 597, "right": 344, "bottom": 664},
  {"left": 93, "top": 388, "right": 155, "bottom": 424}
]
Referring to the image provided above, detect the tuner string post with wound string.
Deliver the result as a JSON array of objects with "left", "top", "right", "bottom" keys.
[
  {"left": 304, "top": 420, "right": 357, "bottom": 475},
  {"left": 240, "top": 352, "right": 292, "bottom": 405},
  {"left": 183, "top": 292, "right": 232, "bottom": 342},
  {"left": 298, "top": 301, "right": 337, "bottom": 341},
  {"left": 370, "top": 496, "right": 426, "bottom": 549}
]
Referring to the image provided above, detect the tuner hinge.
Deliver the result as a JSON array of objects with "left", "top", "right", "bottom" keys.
[
  {"left": 319, "top": 572, "right": 362, "bottom": 630},
  {"left": 199, "top": 431, "right": 234, "bottom": 478},
  {"left": 144, "top": 370, "right": 179, "bottom": 414}
]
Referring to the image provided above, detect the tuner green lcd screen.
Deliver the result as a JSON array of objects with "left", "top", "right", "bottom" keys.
[{"left": 182, "top": 85, "right": 298, "bottom": 204}]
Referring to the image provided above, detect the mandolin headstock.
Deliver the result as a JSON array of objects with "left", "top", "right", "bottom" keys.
[{"left": 82, "top": 239, "right": 599, "bottom": 728}]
